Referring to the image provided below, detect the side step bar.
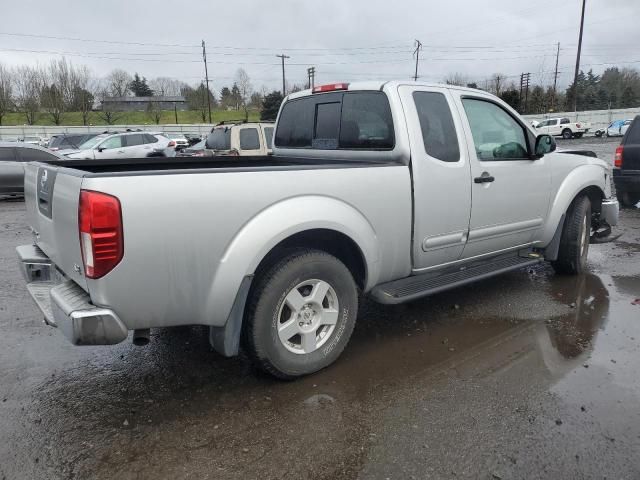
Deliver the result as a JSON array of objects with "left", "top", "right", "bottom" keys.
[{"left": 371, "top": 254, "right": 542, "bottom": 305}]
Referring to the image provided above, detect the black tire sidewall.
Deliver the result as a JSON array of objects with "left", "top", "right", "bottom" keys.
[
  {"left": 250, "top": 252, "right": 357, "bottom": 377},
  {"left": 563, "top": 129, "right": 572, "bottom": 139}
]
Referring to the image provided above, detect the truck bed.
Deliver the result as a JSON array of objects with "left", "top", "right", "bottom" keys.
[{"left": 42, "top": 155, "right": 392, "bottom": 176}]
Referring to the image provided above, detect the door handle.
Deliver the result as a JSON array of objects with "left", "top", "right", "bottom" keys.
[{"left": 474, "top": 173, "right": 495, "bottom": 184}]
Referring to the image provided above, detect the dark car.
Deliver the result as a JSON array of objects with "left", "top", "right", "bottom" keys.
[
  {"left": 184, "top": 133, "right": 203, "bottom": 146},
  {"left": 613, "top": 115, "right": 640, "bottom": 207},
  {"left": 0, "top": 142, "right": 62, "bottom": 196},
  {"left": 48, "top": 133, "right": 98, "bottom": 153},
  {"left": 176, "top": 139, "right": 209, "bottom": 157}
]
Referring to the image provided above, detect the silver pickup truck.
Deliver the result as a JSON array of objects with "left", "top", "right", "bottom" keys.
[{"left": 17, "top": 81, "right": 619, "bottom": 378}]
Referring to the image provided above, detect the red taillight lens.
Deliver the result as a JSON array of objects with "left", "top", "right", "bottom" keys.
[
  {"left": 168, "top": 140, "right": 176, "bottom": 147},
  {"left": 312, "top": 83, "right": 349, "bottom": 93},
  {"left": 614, "top": 145, "right": 624, "bottom": 168},
  {"left": 79, "top": 190, "right": 123, "bottom": 279},
  {"left": 576, "top": 123, "right": 582, "bottom": 128}
]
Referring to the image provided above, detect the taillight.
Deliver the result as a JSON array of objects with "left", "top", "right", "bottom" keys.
[
  {"left": 78, "top": 190, "right": 123, "bottom": 279},
  {"left": 614, "top": 145, "right": 624, "bottom": 168},
  {"left": 168, "top": 140, "right": 176, "bottom": 147},
  {"left": 312, "top": 83, "right": 349, "bottom": 93},
  {"left": 576, "top": 123, "right": 582, "bottom": 128}
]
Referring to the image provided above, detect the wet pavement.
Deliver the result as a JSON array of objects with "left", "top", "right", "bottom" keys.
[{"left": 1, "top": 138, "right": 639, "bottom": 479}]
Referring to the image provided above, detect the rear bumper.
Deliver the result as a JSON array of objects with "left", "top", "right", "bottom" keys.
[
  {"left": 613, "top": 171, "right": 640, "bottom": 194},
  {"left": 17, "top": 244, "right": 128, "bottom": 345}
]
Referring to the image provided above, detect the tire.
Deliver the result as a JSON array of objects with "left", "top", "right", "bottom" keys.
[
  {"left": 574, "top": 132, "right": 583, "bottom": 139},
  {"left": 242, "top": 248, "right": 358, "bottom": 379},
  {"left": 617, "top": 190, "right": 640, "bottom": 207},
  {"left": 552, "top": 195, "right": 591, "bottom": 275},
  {"left": 562, "top": 129, "right": 573, "bottom": 139}
]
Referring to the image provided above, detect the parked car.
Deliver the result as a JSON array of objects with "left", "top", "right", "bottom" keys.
[
  {"left": 162, "top": 132, "right": 189, "bottom": 150},
  {"left": 207, "top": 122, "right": 274, "bottom": 156},
  {"left": 20, "top": 136, "right": 44, "bottom": 145},
  {"left": 184, "top": 133, "right": 203, "bottom": 146},
  {"left": 65, "top": 132, "right": 171, "bottom": 160},
  {"left": 17, "top": 81, "right": 618, "bottom": 379},
  {"left": 48, "top": 133, "right": 99, "bottom": 153},
  {"left": 0, "top": 142, "right": 62, "bottom": 196},
  {"left": 613, "top": 115, "right": 640, "bottom": 207},
  {"left": 606, "top": 119, "right": 632, "bottom": 137},
  {"left": 534, "top": 117, "right": 591, "bottom": 139},
  {"left": 176, "top": 139, "right": 207, "bottom": 157}
]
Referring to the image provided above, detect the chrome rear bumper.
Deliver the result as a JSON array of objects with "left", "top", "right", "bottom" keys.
[{"left": 16, "top": 244, "right": 128, "bottom": 345}]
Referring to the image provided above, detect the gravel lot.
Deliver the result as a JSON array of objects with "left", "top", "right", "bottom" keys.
[{"left": 1, "top": 137, "right": 639, "bottom": 479}]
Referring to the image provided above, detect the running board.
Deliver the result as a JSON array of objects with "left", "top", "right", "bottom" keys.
[{"left": 371, "top": 254, "right": 543, "bottom": 304}]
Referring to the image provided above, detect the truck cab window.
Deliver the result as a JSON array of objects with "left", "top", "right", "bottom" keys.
[
  {"left": 462, "top": 98, "right": 529, "bottom": 161},
  {"left": 413, "top": 92, "right": 460, "bottom": 162},
  {"left": 339, "top": 92, "right": 394, "bottom": 149},
  {"left": 240, "top": 128, "right": 260, "bottom": 150}
]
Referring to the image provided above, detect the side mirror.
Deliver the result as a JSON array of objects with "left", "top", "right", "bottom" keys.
[
  {"left": 534, "top": 134, "right": 556, "bottom": 158},
  {"left": 97, "top": 147, "right": 106, "bottom": 152}
]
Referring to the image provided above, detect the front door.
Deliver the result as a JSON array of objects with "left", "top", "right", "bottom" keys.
[
  {"left": 398, "top": 85, "right": 472, "bottom": 270},
  {"left": 453, "top": 94, "right": 551, "bottom": 259},
  {"left": 94, "top": 135, "right": 124, "bottom": 159}
]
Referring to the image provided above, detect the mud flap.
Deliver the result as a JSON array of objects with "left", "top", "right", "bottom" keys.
[{"left": 209, "top": 275, "right": 253, "bottom": 357}]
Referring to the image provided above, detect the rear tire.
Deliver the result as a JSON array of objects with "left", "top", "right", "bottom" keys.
[
  {"left": 574, "top": 132, "right": 583, "bottom": 139},
  {"left": 552, "top": 195, "right": 591, "bottom": 275},
  {"left": 242, "top": 248, "right": 358, "bottom": 379},
  {"left": 617, "top": 190, "right": 640, "bottom": 207},
  {"left": 562, "top": 129, "right": 573, "bottom": 139}
]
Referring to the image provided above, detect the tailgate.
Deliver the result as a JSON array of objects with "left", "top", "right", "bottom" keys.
[{"left": 24, "top": 162, "right": 88, "bottom": 290}]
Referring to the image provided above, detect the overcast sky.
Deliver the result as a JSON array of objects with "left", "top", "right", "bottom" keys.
[{"left": 0, "top": 0, "right": 638, "bottom": 93}]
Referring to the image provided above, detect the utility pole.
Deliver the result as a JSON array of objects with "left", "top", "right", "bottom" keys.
[
  {"left": 307, "top": 66, "right": 316, "bottom": 89},
  {"left": 201, "top": 40, "right": 212, "bottom": 123},
  {"left": 552, "top": 42, "right": 560, "bottom": 111},
  {"left": 413, "top": 40, "right": 422, "bottom": 81},
  {"left": 519, "top": 73, "right": 531, "bottom": 114},
  {"left": 277, "top": 54, "right": 290, "bottom": 96},
  {"left": 572, "top": 0, "right": 586, "bottom": 113}
]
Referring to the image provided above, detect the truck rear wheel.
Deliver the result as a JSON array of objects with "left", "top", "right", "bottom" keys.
[
  {"left": 552, "top": 195, "right": 591, "bottom": 275},
  {"left": 242, "top": 248, "right": 358, "bottom": 379},
  {"left": 562, "top": 129, "right": 573, "bottom": 139}
]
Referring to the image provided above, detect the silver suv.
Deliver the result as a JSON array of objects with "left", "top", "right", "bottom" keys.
[{"left": 66, "top": 132, "right": 171, "bottom": 160}]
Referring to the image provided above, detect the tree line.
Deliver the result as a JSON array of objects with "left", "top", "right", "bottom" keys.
[
  {"left": 445, "top": 67, "right": 640, "bottom": 115},
  {"left": 0, "top": 59, "right": 281, "bottom": 126}
]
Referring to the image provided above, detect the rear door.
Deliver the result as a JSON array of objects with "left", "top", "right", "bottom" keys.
[
  {"left": 453, "top": 92, "right": 552, "bottom": 259},
  {"left": 398, "top": 85, "right": 472, "bottom": 270},
  {"left": 122, "top": 133, "right": 150, "bottom": 157},
  {"left": 621, "top": 117, "right": 640, "bottom": 171},
  {"left": 0, "top": 147, "right": 22, "bottom": 194}
]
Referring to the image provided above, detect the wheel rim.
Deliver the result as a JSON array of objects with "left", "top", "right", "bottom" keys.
[
  {"left": 580, "top": 212, "right": 589, "bottom": 258},
  {"left": 276, "top": 279, "right": 339, "bottom": 355}
]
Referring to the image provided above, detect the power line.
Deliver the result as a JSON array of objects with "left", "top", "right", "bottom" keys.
[{"left": 0, "top": 31, "right": 199, "bottom": 48}]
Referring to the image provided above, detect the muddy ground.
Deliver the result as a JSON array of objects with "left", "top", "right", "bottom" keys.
[{"left": 1, "top": 137, "right": 639, "bottom": 479}]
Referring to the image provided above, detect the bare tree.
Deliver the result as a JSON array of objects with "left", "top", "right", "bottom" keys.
[
  {"left": 487, "top": 73, "right": 506, "bottom": 96},
  {"left": 145, "top": 100, "right": 162, "bottom": 125},
  {"left": 41, "top": 58, "right": 75, "bottom": 125},
  {"left": 235, "top": 68, "right": 252, "bottom": 119},
  {"left": 0, "top": 63, "right": 13, "bottom": 126},
  {"left": 95, "top": 80, "right": 121, "bottom": 125},
  {"left": 106, "top": 69, "right": 132, "bottom": 97},
  {"left": 149, "top": 77, "right": 186, "bottom": 96},
  {"left": 70, "top": 65, "right": 94, "bottom": 126},
  {"left": 443, "top": 73, "right": 470, "bottom": 87},
  {"left": 14, "top": 65, "right": 43, "bottom": 125}
]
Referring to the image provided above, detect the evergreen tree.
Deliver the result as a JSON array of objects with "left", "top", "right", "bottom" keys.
[
  {"left": 129, "top": 73, "right": 154, "bottom": 97},
  {"left": 260, "top": 91, "right": 284, "bottom": 120}
]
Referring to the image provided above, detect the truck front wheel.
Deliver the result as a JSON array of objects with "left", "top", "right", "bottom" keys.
[
  {"left": 562, "top": 129, "right": 573, "bottom": 139},
  {"left": 552, "top": 195, "right": 591, "bottom": 275},
  {"left": 242, "top": 248, "right": 358, "bottom": 379}
]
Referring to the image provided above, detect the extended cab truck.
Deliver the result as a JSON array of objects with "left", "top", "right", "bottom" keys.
[
  {"left": 17, "top": 81, "right": 618, "bottom": 379},
  {"left": 535, "top": 117, "right": 591, "bottom": 139}
]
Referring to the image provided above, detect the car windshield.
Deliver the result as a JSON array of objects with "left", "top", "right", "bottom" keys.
[{"left": 79, "top": 135, "right": 108, "bottom": 150}]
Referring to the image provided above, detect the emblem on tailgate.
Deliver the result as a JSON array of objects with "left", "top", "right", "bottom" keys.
[{"left": 37, "top": 167, "right": 57, "bottom": 219}]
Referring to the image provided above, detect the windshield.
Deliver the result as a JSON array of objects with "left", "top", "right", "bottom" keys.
[{"left": 79, "top": 135, "right": 108, "bottom": 150}]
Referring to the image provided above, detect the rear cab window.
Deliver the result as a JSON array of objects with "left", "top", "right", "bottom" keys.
[
  {"left": 274, "top": 91, "right": 394, "bottom": 151},
  {"left": 206, "top": 128, "right": 232, "bottom": 150},
  {"left": 239, "top": 128, "right": 260, "bottom": 150}
]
